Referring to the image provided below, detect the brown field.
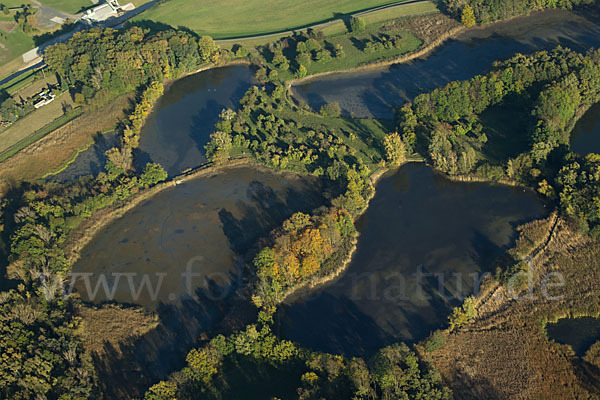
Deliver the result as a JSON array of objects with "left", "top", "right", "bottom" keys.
[
  {"left": 0, "top": 94, "right": 132, "bottom": 194},
  {"left": 77, "top": 303, "right": 158, "bottom": 357},
  {"left": 424, "top": 215, "right": 600, "bottom": 399},
  {"left": 0, "top": 21, "right": 17, "bottom": 33}
]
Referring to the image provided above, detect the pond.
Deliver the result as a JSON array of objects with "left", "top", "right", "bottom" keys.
[
  {"left": 546, "top": 316, "right": 600, "bottom": 356},
  {"left": 50, "top": 65, "right": 255, "bottom": 181},
  {"left": 276, "top": 163, "right": 548, "bottom": 356},
  {"left": 570, "top": 103, "right": 600, "bottom": 156},
  {"left": 135, "top": 65, "right": 255, "bottom": 176},
  {"left": 292, "top": 10, "right": 600, "bottom": 119},
  {"left": 72, "top": 166, "right": 327, "bottom": 397}
]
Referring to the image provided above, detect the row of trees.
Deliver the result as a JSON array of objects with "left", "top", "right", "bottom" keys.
[
  {"left": 145, "top": 310, "right": 452, "bottom": 400},
  {"left": 122, "top": 81, "right": 164, "bottom": 149}
]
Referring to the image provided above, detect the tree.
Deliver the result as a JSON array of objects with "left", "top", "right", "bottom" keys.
[
  {"left": 145, "top": 381, "right": 178, "bottom": 400},
  {"left": 461, "top": 5, "right": 476, "bottom": 27},
  {"left": 205, "top": 131, "right": 232, "bottom": 162},
  {"left": 105, "top": 146, "right": 132, "bottom": 178},
  {"left": 383, "top": 133, "right": 407, "bottom": 166},
  {"left": 198, "top": 36, "right": 217, "bottom": 62},
  {"left": 140, "top": 163, "right": 168, "bottom": 187},
  {"left": 448, "top": 296, "right": 477, "bottom": 330},
  {"left": 320, "top": 102, "right": 342, "bottom": 117},
  {"left": 349, "top": 16, "right": 366, "bottom": 33},
  {"left": 184, "top": 347, "right": 222, "bottom": 385},
  {"left": 297, "top": 64, "right": 307, "bottom": 79}
]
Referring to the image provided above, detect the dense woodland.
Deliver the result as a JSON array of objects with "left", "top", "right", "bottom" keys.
[
  {"left": 0, "top": 161, "right": 166, "bottom": 398},
  {"left": 44, "top": 26, "right": 220, "bottom": 106},
  {"left": 444, "top": 0, "right": 598, "bottom": 25}
]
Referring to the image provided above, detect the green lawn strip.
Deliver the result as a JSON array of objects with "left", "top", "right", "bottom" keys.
[
  {"left": 0, "top": 28, "right": 35, "bottom": 67},
  {"left": 359, "top": 1, "right": 438, "bottom": 24},
  {"left": 0, "top": 107, "right": 82, "bottom": 162},
  {"left": 37, "top": 0, "right": 91, "bottom": 14},
  {"left": 0, "top": 67, "right": 38, "bottom": 93},
  {"left": 133, "top": 0, "right": 409, "bottom": 39}
]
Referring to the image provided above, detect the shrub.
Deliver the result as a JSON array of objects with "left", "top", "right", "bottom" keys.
[
  {"left": 350, "top": 16, "right": 366, "bottom": 32},
  {"left": 423, "top": 330, "right": 447, "bottom": 352},
  {"left": 320, "top": 102, "right": 342, "bottom": 117}
]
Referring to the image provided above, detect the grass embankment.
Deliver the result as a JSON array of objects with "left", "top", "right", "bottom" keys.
[
  {"left": 134, "top": 0, "right": 411, "bottom": 39},
  {"left": 0, "top": 66, "right": 39, "bottom": 93}
]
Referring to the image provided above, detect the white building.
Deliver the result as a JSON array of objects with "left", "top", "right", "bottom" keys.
[{"left": 81, "top": 0, "right": 134, "bottom": 25}]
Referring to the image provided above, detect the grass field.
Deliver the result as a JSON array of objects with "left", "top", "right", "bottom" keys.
[
  {"left": 40, "top": 0, "right": 93, "bottom": 13},
  {"left": 133, "top": 0, "right": 408, "bottom": 39},
  {"left": 0, "top": 93, "right": 130, "bottom": 193},
  {"left": 0, "top": 28, "right": 35, "bottom": 67}
]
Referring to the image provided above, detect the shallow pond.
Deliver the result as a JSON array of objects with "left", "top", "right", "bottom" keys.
[
  {"left": 570, "top": 103, "right": 600, "bottom": 156},
  {"left": 48, "top": 132, "right": 120, "bottom": 183},
  {"left": 276, "top": 163, "right": 547, "bottom": 356},
  {"left": 546, "top": 316, "right": 600, "bottom": 356},
  {"left": 73, "top": 166, "right": 325, "bottom": 308},
  {"left": 292, "top": 10, "right": 600, "bottom": 119},
  {"left": 72, "top": 166, "right": 326, "bottom": 397}
]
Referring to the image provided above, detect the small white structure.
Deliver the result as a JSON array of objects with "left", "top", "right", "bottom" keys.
[
  {"left": 34, "top": 91, "right": 56, "bottom": 109},
  {"left": 81, "top": 0, "right": 134, "bottom": 25}
]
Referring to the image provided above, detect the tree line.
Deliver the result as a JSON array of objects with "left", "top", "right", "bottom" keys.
[{"left": 144, "top": 310, "right": 452, "bottom": 400}]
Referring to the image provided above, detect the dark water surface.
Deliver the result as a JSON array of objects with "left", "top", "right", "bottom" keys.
[
  {"left": 50, "top": 66, "right": 255, "bottom": 181},
  {"left": 72, "top": 166, "right": 326, "bottom": 397},
  {"left": 546, "top": 316, "right": 600, "bottom": 356},
  {"left": 48, "top": 132, "right": 120, "bottom": 183},
  {"left": 54, "top": 8, "right": 600, "bottom": 396},
  {"left": 276, "top": 164, "right": 547, "bottom": 356},
  {"left": 292, "top": 10, "right": 600, "bottom": 118},
  {"left": 571, "top": 103, "right": 600, "bottom": 156},
  {"left": 135, "top": 66, "right": 255, "bottom": 176},
  {"left": 73, "top": 167, "right": 325, "bottom": 308}
]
